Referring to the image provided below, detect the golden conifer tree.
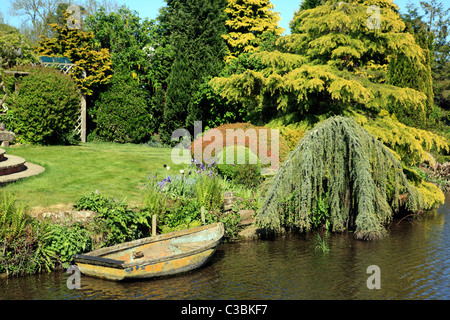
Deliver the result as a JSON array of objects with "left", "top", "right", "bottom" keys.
[
  {"left": 222, "top": 0, "right": 284, "bottom": 61},
  {"left": 211, "top": 0, "right": 448, "bottom": 165},
  {"left": 34, "top": 13, "right": 112, "bottom": 95}
]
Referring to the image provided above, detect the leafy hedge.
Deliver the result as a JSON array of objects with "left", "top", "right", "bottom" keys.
[
  {"left": 5, "top": 66, "right": 81, "bottom": 145},
  {"left": 91, "top": 74, "right": 152, "bottom": 143}
]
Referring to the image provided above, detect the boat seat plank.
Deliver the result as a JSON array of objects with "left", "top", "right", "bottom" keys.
[{"left": 73, "top": 254, "right": 125, "bottom": 268}]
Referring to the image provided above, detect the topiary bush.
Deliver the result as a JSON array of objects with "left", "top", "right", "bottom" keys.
[
  {"left": 91, "top": 73, "right": 152, "bottom": 143},
  {"left": 6, "top": 66, "right": 81, "bottom": 145}
]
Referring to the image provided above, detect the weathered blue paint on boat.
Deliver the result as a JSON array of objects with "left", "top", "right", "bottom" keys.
[{"left": 73, "top": 222, "right": 224, "bottom": 281}]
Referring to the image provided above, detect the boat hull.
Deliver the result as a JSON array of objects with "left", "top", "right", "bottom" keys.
[
  {"left": 76, "top": 245, "right": 218, "bottom": 281},
  {"left": 74, "top": 222, "right": 224, "bottom": 281}
]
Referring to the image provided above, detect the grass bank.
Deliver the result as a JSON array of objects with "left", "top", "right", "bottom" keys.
[{"left": 2, "top": 143, "right": 184, "bottom": 212}]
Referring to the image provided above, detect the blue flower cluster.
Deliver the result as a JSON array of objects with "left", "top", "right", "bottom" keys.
[
  {"left": 150, "top": 159, "right": 219, "bottom": 194},
  {"left": 191, "top": 158, "right": 217, "bottom": 177},
  {"left": 157, "top": 176, "right": 171, "bottom": 189}
]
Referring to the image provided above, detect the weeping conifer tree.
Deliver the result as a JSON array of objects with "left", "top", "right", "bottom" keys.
[{"left": 256, "top": 116, "right": 444, "bottom": 241}]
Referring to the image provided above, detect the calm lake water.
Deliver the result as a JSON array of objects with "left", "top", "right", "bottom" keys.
[{"left": 1, "top": 194, "right": 449, "bottom": 300}]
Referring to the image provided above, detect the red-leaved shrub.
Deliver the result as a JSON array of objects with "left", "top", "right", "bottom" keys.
[{"left": 190, "top": 123, "right": 290, "bottom": 165}]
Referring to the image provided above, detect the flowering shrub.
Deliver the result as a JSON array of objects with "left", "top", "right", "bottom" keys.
[{"left": 190, "top": 123, "right": 290, "bottom": 164}]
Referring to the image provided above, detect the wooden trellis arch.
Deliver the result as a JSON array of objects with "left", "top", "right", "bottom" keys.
[
  {"left": 39, "top": 56, "right": 87, "bottom": 143},
  {"left": 0, "top": 57, "right": 87, "bottom": 143},
  {"left": 1, "top": 79, "right": 10, "bottom": 115}
]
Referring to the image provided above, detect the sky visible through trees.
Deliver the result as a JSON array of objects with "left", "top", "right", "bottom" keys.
[{"left": 1, "top": 0, "right": 414, "bottom": 35}]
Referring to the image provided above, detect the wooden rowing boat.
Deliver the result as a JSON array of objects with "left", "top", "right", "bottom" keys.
[{"left": 73, "top": 222, "right": 224, "bottom": 281}]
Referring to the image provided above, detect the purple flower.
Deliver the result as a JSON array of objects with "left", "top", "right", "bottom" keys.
[{"left": 157, "top": 181, "right": 166, "bottom": 188}]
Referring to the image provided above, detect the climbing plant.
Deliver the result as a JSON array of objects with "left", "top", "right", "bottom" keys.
[{"left": 255, "top": 117, "right": 445, "bottom": 241}]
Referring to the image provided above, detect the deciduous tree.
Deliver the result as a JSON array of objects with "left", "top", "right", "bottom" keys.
[
  {"left": 9, "top": 0, "right": 65, "bottom": 42},
  {"left": 85, "top": 7, "right": 158, "bottom": 89},
  {"left": 401, "top": 1, "right": 449, "bottom": 111},
  {"left": 0, "top": 23, "right": 38, "bottom": 70}
]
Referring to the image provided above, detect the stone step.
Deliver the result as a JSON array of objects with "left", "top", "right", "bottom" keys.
[
  {"left": 0, "top": 154, "right": 26, "bottom": 176},
  {"left": 0, "top": 161, "right": 45, "bottom": 185},
  {"left": 238, "top": 209, "right": 255, "bottom": 226},
  {"left": 0, "top": 148, "right": 5, "bottom": 161}
]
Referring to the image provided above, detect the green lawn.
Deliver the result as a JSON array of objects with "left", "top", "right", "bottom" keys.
[{"left": 2, "top": 143, "right": 185, "bottom": 212}]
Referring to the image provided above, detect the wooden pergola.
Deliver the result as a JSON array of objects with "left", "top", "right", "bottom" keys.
[
  {"left": 39, "top": 56, "right": 87, "bottom": 143},
  {"left": 0, "top": 57, "right": 87, "bottom": 143}
]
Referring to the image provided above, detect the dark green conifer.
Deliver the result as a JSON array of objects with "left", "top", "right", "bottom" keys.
[{"left": 159, "top": 0, "right": 228, "bottom": 142}]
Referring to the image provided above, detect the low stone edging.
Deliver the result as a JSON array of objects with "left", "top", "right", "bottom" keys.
[{"left": 32, "top": 210, "right": 97, "bottom": 225}]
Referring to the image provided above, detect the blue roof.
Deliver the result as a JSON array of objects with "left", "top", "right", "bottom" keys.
[{"left": 39, "top": 56, "right": 72, "bottom": 64}]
